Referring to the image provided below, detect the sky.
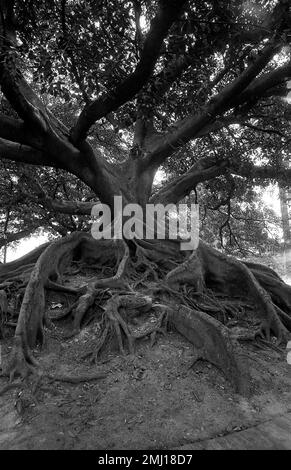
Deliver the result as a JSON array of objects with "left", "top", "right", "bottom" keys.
[{"left": 7, "top": 234, "right": 50, "bottom": 262}]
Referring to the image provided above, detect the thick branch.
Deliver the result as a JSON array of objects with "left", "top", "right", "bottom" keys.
[
  {"left": 231, "top": 163, "right": 291, "bottom": 183},
  {"left": 152, "top": 155, "right": 228, "bottom": 204},
  {"left": 48, "top": 199, "right": 96, "bottom": 216},
  {"left": 0, "top": 64, "right": 47, "bottom": 132},
  {"left": 0, "top": 2, "right": 51, "bottom": 132},
  {"left": 0, "top": 114, "right": 43, "bottom": 148},
  {"left": 70, "top": 0, "right": 187, "bottom": 144},
  {"left": 0, "top": 0, "right": 119, "bottom": 213},
  {"left": 0, "top": 134, "right": 117, "bottom": 212},
  {"left": 143, "top": 43, "right": 282, "bottom": 170},
  {"left": 154, "top": 150, "right": 291, "bottom": 205},
  {"left": 0, "top": 138, "right": 54, "bottom": 166},
  {"left": 21, "top": 181, "right": 97, "bottom": 215},
  {"left": 233, "top": 62, "right": 291, "bottom": 108}
]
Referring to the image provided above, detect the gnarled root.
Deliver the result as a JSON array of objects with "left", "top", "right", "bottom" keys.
[
  {"left": 65, "top": 284, "right": 99, "bottom": 337},
  {"left": 131, "top": 245, "right": 160, "bottom": 285},
  {"left": 46, "top": 371, "right": 107, "bottom": 384},
  {"left": 91, "top": 292, "right": 163, "bottom": 362},
  {"left": 166, "top": 241, "right": 290, "bottom": 345},
  {"left": 1, "top": 335, "right": 38, "bottom": 382},
  {"left": 67, "top": 241, "right": 132, "bottom": 336},
  {"left": 92, "top": 296, "right": 135, "bottom": 362},
  {"left": 166, "top": 304, "right": 250, "bottom": 394},
  {"left": 166, "top": 249, "right": 204, "bottom": 293},
  {"left": 5, "top": 232, "right": 88, "bottom": 377},
  {"left": 3, "top": 233, "right": 291, "bottom": 395},
  {"left": 197, "top": 242, "right": 290, "bottom": 344}
]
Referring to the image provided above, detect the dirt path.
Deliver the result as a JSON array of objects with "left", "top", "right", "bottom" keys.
[
  {"left": 177, "top": 412, "right": 291, "bottom": 449},
  {"left": 1, "top": 329, "right": 291, "bottom": 450}
]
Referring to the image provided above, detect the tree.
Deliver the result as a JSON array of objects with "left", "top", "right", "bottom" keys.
[{"left": 0, "top": 0, "right": 291, "bottom": 392}]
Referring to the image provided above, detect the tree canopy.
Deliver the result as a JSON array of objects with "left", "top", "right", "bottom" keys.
[{"left": 0, "top": 0, "right": 290, "bottom": 255}]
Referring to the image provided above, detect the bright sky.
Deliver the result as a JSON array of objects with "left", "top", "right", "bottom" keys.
[
  {"left": 262, "top": 184, "right": 281, "bottom": 214},
  {"left": 7, "top": 234, "right": 49, "bottom": 262}
]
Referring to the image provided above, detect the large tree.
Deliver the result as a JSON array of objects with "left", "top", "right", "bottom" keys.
[{"left": 0, "top": 0, "right": 291, "bottom": 391}]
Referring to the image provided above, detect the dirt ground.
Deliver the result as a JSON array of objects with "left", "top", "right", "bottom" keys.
[{"left": 1, "top": 322, "right": 291, "bottom": 450}]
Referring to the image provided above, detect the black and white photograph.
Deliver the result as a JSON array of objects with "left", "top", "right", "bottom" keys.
[{"left": 0, "top": 0, "right": 290, "bottom": 452}]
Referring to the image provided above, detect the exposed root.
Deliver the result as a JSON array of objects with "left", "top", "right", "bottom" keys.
[
  {"left": 106, "top": 301, "right": 135, "bottom": 355},
  {"left": 46, "top": 371, "right": 107, "bottom": 384},
  {"left": 1, "top": 336, "right": 38, "bottom": 382},
  {"left": 0, "top": 382, "right": 23, "bottom": 397},
  {"left": 0, "top": 370, "right": 107, "bottom": 398},
  {"left": 93, "top": 240, "right": 131, "bottom": 289},
  {"left": 46, "top": 280, "right": 84, "bottom": 295},
  {"left": 66, "top": 284, "right": 99, "bottom": 337},
  {"left": 197, "top": 242, "right": 290, "bottom": 344},
  {"left": 166, "top": 304, "right": 250, "bottom": 394},
  {"left": 132, "top": 245, "right": 160, "bottom": 284},
  {"left": 92, "top": 323, "right": 111, "bottom": 362},
  {"left": 68, "top": 241, "right": 132, "bottom": 336},
  {"left": 0, "top": 242, "right": 49, "bottom": 283},
  {"left": 166, "top": 249, "right": 204, "bottom": 293},
  {"left": 3, "top": 232, "right": 291, "bottom": 395},
  {"left": 255, "top": 338, "right": 284, "bottom": 354},
  {"left": 274, "top": 304, "right": 291, "bottom": 331},
  {"left": 4, "top": 233, "right": 88, "bottom": 377},
  {"left": 143, "top": 304, "right": 168, "bottom": 346},
  {"left": 91, "top": 292, "right": 154, "bottom": 362}
]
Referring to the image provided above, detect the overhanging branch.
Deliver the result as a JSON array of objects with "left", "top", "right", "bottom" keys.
[
  {"left": 231, "top": 163, "right": 291, "bottom": 182},
  {"left": 143, "top": 43, "right": 284, "bottom": 170},
  {"left": 152, "top": 155, "right": 227, "bottom": 204},
  {"left": 0, "top": 114, "right": 43, "bottom": 148},
  {"left": 233, "top": 62, "right": 291, "bottom": 108},
  {"left": 0, "top": 138, "right": 54, "bottom": 167},
  {"left": 153, "top": 152, "right": 291, "bottom": 205}
]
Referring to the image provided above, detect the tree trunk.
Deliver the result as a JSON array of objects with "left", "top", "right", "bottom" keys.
[{"left": 1, "top": 185, "right": 290, "bottom": 393}]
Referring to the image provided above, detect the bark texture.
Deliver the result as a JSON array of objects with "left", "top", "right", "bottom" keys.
[{"left": 1, "top": 232, "right": 290, "bottom": 395}]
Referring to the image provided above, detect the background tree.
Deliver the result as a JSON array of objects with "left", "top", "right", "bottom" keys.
[{"left": 0, "top": 0, "right": 291, "bottom": 389}]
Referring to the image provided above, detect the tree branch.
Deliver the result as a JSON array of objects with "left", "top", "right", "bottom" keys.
[
  {"left": 70, "top": 0, "right": 187, "bottom": 144},
  {"left": 0, "top": 114, "right": 43, "bottom": 148},
  {"left": 233, "top": 61, "right": 291, "bottom": 108},
  {"left": 231, "top": 163, "right": 291, "bottom": 182},
  {"left": 143, "top": 44, "right": 287, "bottom": 170},
  {"left": 0, "top": 138, "right": 54, "bottom": 167},
  {"left": 47, "top": 199, "right": 96, "bottom": 216},
  {"left": 0, "top": 2, "right": 70, "bottom": 137},
  {"left": 153, "top": 147, "right": 291, "bottom": 205},
  {"left": 152, "top": 155, "right": 228, "bottom": 204},
  {"left": 19, "top": 174, "right": 97, "bottom": 216},
  {"left": 243, "top": 122, "right": 289, "bottom": 141}
]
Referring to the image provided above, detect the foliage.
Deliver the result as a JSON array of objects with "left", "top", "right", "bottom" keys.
[{"left": 0, "top": 0, "right": 290, "bottom": 256}]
